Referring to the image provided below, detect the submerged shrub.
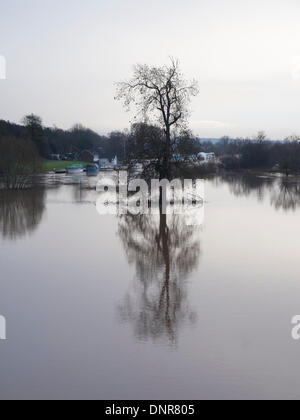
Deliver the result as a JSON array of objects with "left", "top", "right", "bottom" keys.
[{"left": 0, "top": 136, "right": 43, "bottom": 189}]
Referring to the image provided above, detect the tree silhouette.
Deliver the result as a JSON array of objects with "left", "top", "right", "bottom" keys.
[
  {"left": 23, "top": 114, "right": 49, "bottom": 158},
  {"left": 116, "top": 58, "right": 199, "bottom": 178}
]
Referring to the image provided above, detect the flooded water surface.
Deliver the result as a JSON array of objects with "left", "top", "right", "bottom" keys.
[{"left": 1, "top": 173, "right": 300, "bottom": 400}]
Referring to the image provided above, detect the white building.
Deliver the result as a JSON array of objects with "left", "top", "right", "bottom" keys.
[
  {"left": 198, "top": 152, "right": 216, "bottom": 162},
  {"left": 99, "top": 158, "right": 110, "bottom": 168}
]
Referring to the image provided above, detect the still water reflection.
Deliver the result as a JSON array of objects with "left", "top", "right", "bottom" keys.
[
  {"left": 118, "top": 212, "right": 200, "bottom": 343},
  {"left": 1, "top": 173, "right": 300, "bottom": 399},
  {"left": 218, "top": 173, "right": 300, "bottom": 211},
  {"left": 0, "top": 188, "right": 46, "bottom": 240}
]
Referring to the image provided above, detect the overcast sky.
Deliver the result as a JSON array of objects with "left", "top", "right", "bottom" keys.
[{"left": 1, "top": 0, "right": 300, "bottom": 139}]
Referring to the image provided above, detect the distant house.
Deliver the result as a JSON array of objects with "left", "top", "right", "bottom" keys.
[
  {"left": 198, "top": 152, "right": 216, "bottom": 162},
  {"left": 50, "top": 154, "right": 61, "bottom": 161},
  {"left": 99, "top": 158, "right": 110, "bottom": 168},
  {"left": 79, "top": 150, "right": 99, "bottom": 163},
  {"left": 94, "top": 153, "right": 99, "bottom": 162}
]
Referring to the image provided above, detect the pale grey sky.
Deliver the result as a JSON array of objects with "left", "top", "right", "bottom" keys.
[{"left": 1, "top": 0, "right": 300, "bottom": 138}]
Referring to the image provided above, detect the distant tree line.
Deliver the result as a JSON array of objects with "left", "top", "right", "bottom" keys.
[
  {"left": 201, "top": 132, "right": 300, "bottom": 175},
  {"left": 2, "top": 115, "right": 300, "bottom": 180},
  {"left": 0, "top": 115, "right": 131, "bottom": 161},
  {"left": 0, "top": 135, "right": 42, "bottom": 189},
  {"left": 0, "top": 115, "right": 202, "bottom": 165}
]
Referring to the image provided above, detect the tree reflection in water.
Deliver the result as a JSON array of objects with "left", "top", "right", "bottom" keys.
[
  {"left": 0, "top": 188, "right": 46, "bottom": 240},
  {"left": 271, "top": 179, "right": 300, "bottom": 211},
  {"left": 118, "top": 210, "right": 201, "bottom": 344},
  {"left": 219, "top": 173, "right": 300, "bottom": 212},
  {"left": 218, "top": 173, "right": 275, "bottom": 202}
]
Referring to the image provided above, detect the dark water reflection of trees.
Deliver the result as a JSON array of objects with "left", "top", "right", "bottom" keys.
[
  {"left": 217, "top": 173, "right": 275, "bottom": 201},
  {"left": 218, "top": 173, "right": 300, "bottom": 212},
  {"left": 117, "top": 173, "right": 300, "bottom": 344},
  {"left": 270, "top": 180, "right": 300, "bottom": 211},
  {"left": 0, "top": 188, "right": 46, "bottom": 240},
  {"left": 118, "top": 211, "right": 201, "bottom": 344}
]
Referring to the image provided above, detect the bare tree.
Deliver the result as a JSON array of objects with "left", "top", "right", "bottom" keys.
[{"left": 116, "top": 58, "right": 199, "bottom": 178}]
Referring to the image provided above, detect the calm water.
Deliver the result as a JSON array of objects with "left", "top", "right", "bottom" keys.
[{"left": 1, "top": 173, "right": 300, "bottom": 400}]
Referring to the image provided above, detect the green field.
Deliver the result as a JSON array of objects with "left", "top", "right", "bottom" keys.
[{"left": 44, "top": 160, "right": 88, "bottom": 172}]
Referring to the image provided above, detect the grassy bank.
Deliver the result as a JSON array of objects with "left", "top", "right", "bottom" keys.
[{"left": 44, "top": 160, "right": 88, "bottom": 172}]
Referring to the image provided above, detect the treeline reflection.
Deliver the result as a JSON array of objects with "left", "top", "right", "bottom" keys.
[
  {"left": 117, "top": 174, "right": 300, "bottom": 344},
  {"left": 0, "top": 175, "right": 96, "bottom": 241},
  {"left": 219, "top": 174, "right": 300, "bottom": 211}
]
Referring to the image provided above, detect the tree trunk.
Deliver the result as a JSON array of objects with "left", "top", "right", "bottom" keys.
[{"left": 160, "top": 128, "right": 171, "bottom": 180}]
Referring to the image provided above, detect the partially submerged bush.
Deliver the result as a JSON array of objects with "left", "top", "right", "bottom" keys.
[
  {"left": 0, "top": 136, "right": 42, "bottom": 189},
  {"left": 171, "top": 161, "right": 218, "bottom": 179}
]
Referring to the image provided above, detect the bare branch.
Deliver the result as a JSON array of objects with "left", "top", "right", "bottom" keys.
[{"left": 115, "top": 58, "right": 199, "bottom": 178}]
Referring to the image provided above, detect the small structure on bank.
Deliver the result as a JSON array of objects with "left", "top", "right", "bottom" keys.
[
  {"left": 79, "top": 150, "right": 99, "bottom": 164},
  {"left": 198, "top": 152, "right": 216, "bottom": 162}
]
